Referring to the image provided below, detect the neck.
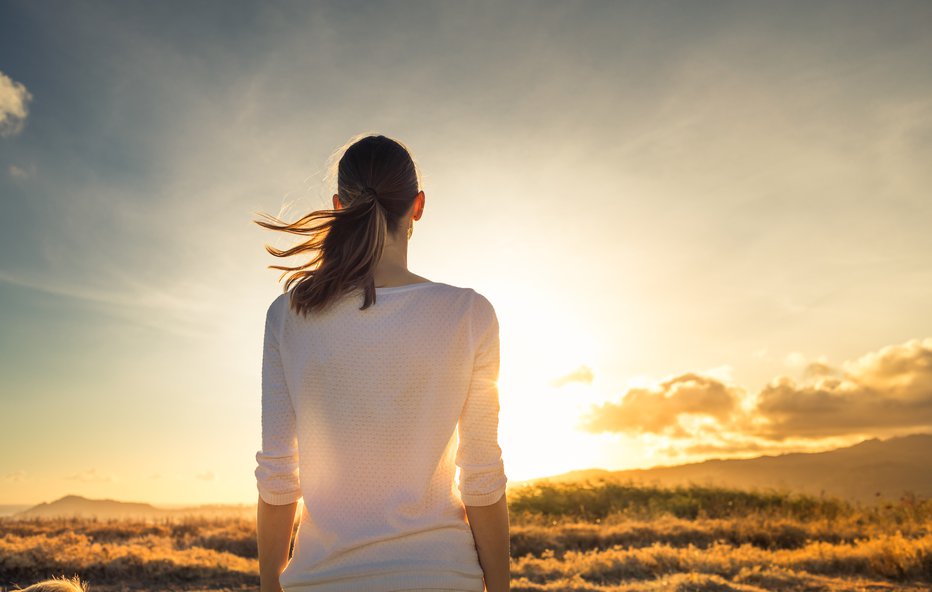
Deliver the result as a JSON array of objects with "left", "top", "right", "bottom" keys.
[{"left": 372, "top": 234, "right": 411, "bottom": 284}]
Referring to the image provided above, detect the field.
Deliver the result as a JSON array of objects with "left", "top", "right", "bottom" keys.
[{"left": 1, "top": 480, "right": 931, "bottom": 591}]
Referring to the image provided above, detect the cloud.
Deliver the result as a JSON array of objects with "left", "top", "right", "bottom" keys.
[
  {"left": 8, "top": 163, "right": 35, "bottom": 179},
  {"left": 801, "top": 360, "right": 840, "bottom": 381},
  {"left": 0, "top": 269, "right": 220, "bottom": 340},
  {"left": 579, "top": 337, "right": 932, "bottom": 445},
  {"left": 64, "top": 468, "right": 118, "bottom": 483},
  {"left": 578, "top": 372, "right": 743, "bottom": 436},
  {"left": 675, "top": 439, "right": 772, "bottom": 456},
  {"left": 151, "top": 472, "right": 189, "bottom": 480},
  {"left": 699, "top": 364, "right": 735, "bottom": 383},
  {"left": 3, "top": 470, "right": 26, "bottom": 483},
  {"left": 0, "top": 70, "right": 32, "bottom": 137},
  {"left": 551, "top": 364, "right": 594, "bottom": 387},
  {"left": 784, "top": 351, "right": 808, "bottom": 368},
  {"left": 756, "top": 337, "right": 932, "bottom": 440},
  {"left": 195, "top": 470, "right": 215, "bottom": 481}
]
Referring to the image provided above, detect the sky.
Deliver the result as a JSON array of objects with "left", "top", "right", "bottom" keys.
[{"left": 1, "top": 0, "right": 931, "bottom": 506}]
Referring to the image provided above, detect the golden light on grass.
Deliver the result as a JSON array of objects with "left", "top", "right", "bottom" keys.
[{"left": 4, "top": 482, "right": 931, "bottom": 591}]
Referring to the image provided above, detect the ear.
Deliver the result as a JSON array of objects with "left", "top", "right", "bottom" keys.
[
  {"left": 332, "top": 193, "right": 342, "bottom": 210},
  {"left": 413, "top": 191, "right": 425, "bottom": 220}
]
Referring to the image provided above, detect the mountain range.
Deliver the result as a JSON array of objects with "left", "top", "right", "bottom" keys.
[
  {"left": 6, "top": 494, "right": 254, "bottom": 520},
  {"left": 5, "top": 432, "right": 929, "bottom": 519},
  {"left": 519, "top": 432, "right": 932, "bottom": 504}
]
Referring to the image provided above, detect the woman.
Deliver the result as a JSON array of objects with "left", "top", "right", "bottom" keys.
[{"left": 252, "top": 134, "right": 510, "bottom": 592}]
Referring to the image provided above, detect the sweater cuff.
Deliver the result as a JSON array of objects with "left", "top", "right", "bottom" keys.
[
  {"left": 459, "top": 481, "right": 506, "bottom": 506},
  {"left": 257, "top": 484, "right": 302, "bottom": 505}
]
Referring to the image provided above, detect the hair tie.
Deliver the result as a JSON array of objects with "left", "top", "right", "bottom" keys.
[{"left": 361, "top": 186, "right": 379, "bottom": 202}]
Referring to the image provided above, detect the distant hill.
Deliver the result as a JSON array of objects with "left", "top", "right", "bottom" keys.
[
  {"left": 10, "top": 495, "right": 254, "bottom": 520},
  {"left": 519, "top": 433, "right": 932, "bottom": 504},
  {"left": 0, "top": 504, "right": 32, "bottom": 518},
  {"left": 10, "top": 434, "right": 930, "bottom": 519}
]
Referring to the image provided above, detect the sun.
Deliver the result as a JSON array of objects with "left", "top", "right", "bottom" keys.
[{"left": 470, "top": 283, "right": 647, "bottom": 482}]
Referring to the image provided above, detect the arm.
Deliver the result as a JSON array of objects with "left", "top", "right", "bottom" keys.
[
  {"left": 255, "top": 298, "right": 303, "bottom": 590},
  {"left": 457, "top": 296, "right": 510, "bottom": 591},
  {"left": 465, "top": 494, "right": 510, "bottom": 592},
  {"left": 257, "top": 497, "right": 298, "bottom": 592}
]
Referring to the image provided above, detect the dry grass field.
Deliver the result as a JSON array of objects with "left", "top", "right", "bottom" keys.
[{"left": 1, "top": 480, "right": 930, "bottom": 591}]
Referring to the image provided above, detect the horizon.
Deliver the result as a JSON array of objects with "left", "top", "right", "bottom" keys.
[
  {"left": 4, "top": 430, "right": 931, "bottom": 508},
  {"left": 2, "top": 1, "right": 932, "bottom": 505}
]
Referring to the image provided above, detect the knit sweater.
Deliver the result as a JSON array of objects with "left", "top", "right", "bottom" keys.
[{"left": 255, "top": 280, "right": 508, "bottom": 592}]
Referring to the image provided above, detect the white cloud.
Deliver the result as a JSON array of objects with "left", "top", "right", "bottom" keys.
[
  {"left": 784, "top": 351, "right": 807, "bottom": 368},
  {"left": 700, "top": 364, "right": 734, "bottom": 383},
  {"left": 0, "top": 70, "right": 32, "bottom": 137},
  {"left": 550, "top": 364, "right": 595, "bottom": 387}
]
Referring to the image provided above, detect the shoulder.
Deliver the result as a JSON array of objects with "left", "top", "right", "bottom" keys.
[
  {"left": 438, "top": 283, "right": 498, "bottom": 333},
  {"left": 265, "top": 291, "right": 292, "bottom": 327},
  {"left": 467, "top": 288, "right": 495, "bottom": 315},
  {"left": 448, "top": 282, "right": 496, "bottom": 318},
  {"left": 429, "top": 282, "right": 496, "bottom": 315}
]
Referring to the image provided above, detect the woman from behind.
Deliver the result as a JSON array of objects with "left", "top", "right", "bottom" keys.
[{"left": 252, "top": 133, "right": 510, "bottom": 592}]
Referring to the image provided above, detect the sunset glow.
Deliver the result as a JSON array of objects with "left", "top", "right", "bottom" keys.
[{"left": 2, "top": 2, "right": 931, "bottom": 507}]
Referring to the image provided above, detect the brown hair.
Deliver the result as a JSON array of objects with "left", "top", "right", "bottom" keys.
[
  {"left": 15, "top": 575, "right": 89, "bottom": 592},
  {"left": 253, "top": 133, "right": 422, "bottom": 317}
]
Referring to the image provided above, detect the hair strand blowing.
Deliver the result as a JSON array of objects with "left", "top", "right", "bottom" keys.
[{"left": 253, "top": 134, "right": 421, "bottom": 316}]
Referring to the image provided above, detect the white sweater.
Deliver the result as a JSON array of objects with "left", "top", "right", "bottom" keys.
[{"left": 255, "top": 280, "right": 508, "bottom": 592}]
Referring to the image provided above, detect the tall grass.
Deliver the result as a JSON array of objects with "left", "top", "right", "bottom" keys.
[
  {"left": 1, "top": 482, "right": 929, "bottom": 591},
  {"left": 507, "top": 478, "right": 932, "bottom": 524}
]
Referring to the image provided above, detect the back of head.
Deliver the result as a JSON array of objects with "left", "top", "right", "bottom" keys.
[
  {"left": 16, "top": 575, "right": 89, "bottom": 592},
  {"left": 254, "top": 133, "right": 421, "bottom": 316}
]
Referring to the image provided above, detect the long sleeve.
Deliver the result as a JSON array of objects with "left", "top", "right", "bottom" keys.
[
  {"left": 245, "top": 283, "right": 509, "bottom": 591},
  {"left": 255, "top": 298, "right": 302, "bottom": 505},
  {"left": 455, "top": 296, "right": 508, "bottom": 506}
]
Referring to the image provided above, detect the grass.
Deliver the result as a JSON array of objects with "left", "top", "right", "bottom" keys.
[{"left": 1, "top": 480, "right": 929, "bottom": 591}]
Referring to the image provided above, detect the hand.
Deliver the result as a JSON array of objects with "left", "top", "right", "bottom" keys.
[{"left": 260, "top": 577, "right": 283, "bottom": 592}]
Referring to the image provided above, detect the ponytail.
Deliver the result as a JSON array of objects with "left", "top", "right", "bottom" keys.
[{"left": 254, "top": 134, "right": 420, "bottom": 316}]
